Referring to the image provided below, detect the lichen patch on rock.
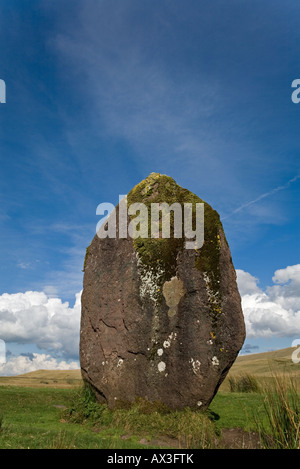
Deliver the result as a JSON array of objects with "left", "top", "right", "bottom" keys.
[
  {"left": 162, "top": 276, "right": 186, "bottom": 317},
  {"left": 157, "top": 361, "right": 166, "bottom": 373}
]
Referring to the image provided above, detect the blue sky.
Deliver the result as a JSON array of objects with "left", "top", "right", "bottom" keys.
[{"left": 0, "top": 0, "right": 299, "bottom": 374}]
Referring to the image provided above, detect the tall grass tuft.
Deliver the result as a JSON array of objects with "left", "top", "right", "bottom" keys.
[
  {"left": 50, "top": 430, "right": 76, "bottom": 449},
  {"left": 255, "top": 374, "right": 300, "bottom": 449},
  {"left": 65, "top": 383, "right": 111, "bottom": 425},
  {"left": 111, "top": 400, "right": 218, "bottom": 449},
  {"left": 64, "top": 388, "right": 218, "bottom": 449},
  {"left": 228, "top": 373, "right": 260, "bottom": 393}
]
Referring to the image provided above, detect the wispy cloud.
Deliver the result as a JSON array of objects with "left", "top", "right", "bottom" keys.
[
  {"left": 46, "top": 1, "right": 300, "bottom": 213},
  {"left": 30, "top": 222, "right": 91, "bottom": 301},
  {"left": 49, "top": 2, "right": 247, "bottom": 194},
  {"left": 17, "top": 262, "right": 32, "bottom": 270},
  {"left": 53, "top": 31, "right": 220, "bottom": 163},
  {"left": 222, "top": 175, "right": 300, "bottom": 220}
]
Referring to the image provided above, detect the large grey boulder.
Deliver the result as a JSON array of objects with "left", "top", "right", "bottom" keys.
[{"left": 80, "top": 173, "right": 245, "bottom": 410}]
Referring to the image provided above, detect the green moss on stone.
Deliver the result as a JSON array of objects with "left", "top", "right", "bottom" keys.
[
  {"left": 127, "top": 173, "right": 226, "bottom": 323},
  {"left": 83, "top": 245, "right": 91, "bottom": 271},
  {"left": 128, "top": 173, "right": 185, "bottom": 287},
  {"left": 128, "top": 173, "right": 223, "bottom": 271},
  {"left": 148, "top": 343, "right": 159, "bottom": 361}
]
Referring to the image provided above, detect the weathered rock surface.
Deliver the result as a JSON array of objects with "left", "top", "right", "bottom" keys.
[{"left": 80, "top": 173, "right": 245, "bottom": 410}]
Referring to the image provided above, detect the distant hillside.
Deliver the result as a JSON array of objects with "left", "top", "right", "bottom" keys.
[
  {"left": 0, "top": 369, "right": 82, "bottom": 388},
  {"left": 232, "top": 347, "right": 299, "bottom": 376},
  {"left": 1, "top": 347, "right": 300, "bottom": 390},
  {"left": 221, "top": 347, "right": 300, "bottom": 391}
]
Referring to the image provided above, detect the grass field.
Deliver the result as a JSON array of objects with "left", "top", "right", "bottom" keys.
[
  {"left": 0, "top": 386, "right": 264, "bottom": 449},
  {"left": 0, "top": 347, "right": 299, "bottom": 449}
]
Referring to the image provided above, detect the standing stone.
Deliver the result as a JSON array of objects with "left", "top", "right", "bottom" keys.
[{"left": 80, "top": 173, "right": 245, "bottom": 410}]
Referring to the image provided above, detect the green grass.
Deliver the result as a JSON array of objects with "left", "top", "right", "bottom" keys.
[
  {"left": 65, "top": 385, "right": 218, "bottom": 449},
  {"left": 0, "top": 384, "right": 261, "bottom": 449},
  {"left": 0, "top": 385, "right": 225, "bottom": 449},
  {"left": 0, "top": 385, "right": 217, "bottom": 449},
  {"left": 208, "top": 392, "right": 266, "bottom": 431},
  {"left": 0, "top": 386, "right": 148, "bottom": 449},
  {"left": 0, "top": 379, "right": 299, "bottom": 449},
  {"left": 2, "top": 348, "right": 300, "bottom": 449}
]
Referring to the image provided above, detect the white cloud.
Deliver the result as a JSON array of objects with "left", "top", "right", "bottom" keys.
[
  {"left": 0, "top": 353, "right": 79, "bottom": 376},
  {"left": 0, "top": 290, "right": 81, "bottom": 358},
  {"left": 236, "top": 269, "right": 261, "bottom": 296},
  {"left": 272, "top": 264, "right": 300, "bottom": 284},
  {"left": 268, "top": 264, "right": 300, "bottom": 312},
  {"left": 237, "top": 265, "right": 300, "bottom": 338}
]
